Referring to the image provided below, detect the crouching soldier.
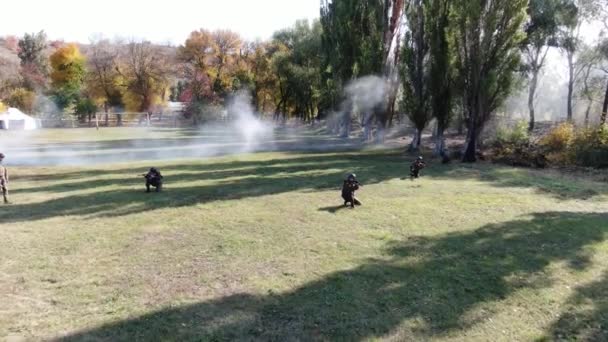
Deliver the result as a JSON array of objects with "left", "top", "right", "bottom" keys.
[
  {"left": 0, "top": 153, "right": 8, "bottom": 204},
  {"left": 342, "top": 173, "right": 362, "bottom": 208},
  {"left": 410, "top": 156, "right": 426, "bottom": 180},
  {"left": 143, "top": 167, "right": 163, "bottom": 193}
]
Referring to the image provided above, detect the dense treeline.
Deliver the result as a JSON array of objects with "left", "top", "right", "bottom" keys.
[{"left": 0, "top": 0, "right": 607, "bottom": 163}]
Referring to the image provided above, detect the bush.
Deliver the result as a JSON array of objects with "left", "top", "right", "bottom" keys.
[
  {"left": 540, "top": 123, "right": 574, "bottom": 152},
  {"left": 575, "top": 147, "right": 608, "bottom": 168},
  {"left": 539, "top": 123, "right": 575, "bottom": 165},
  {"left": 75, "top": 98, "right": 98, "bottom": 121},
  {"left": 491, "top": 122, "right": 608, "bottom": 168},
  {"left": 490, "top": 121, "right": 546, "bottom": 168},
  {"left": 570, "top": 128, "right": 608, "bottom": 168},
  {"left": 7, "top": 88, "right": 36, "bottom": 113},
  {"left": 493, "top": 121, "right": 530, "bottom": 147}
]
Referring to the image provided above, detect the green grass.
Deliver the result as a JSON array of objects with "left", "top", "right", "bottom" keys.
[
  {"left": 1, "top": 135, "right": 608, "bottom": 341},
  {"left": 0, "top": 127, "right": 187, "bottom": 143}
]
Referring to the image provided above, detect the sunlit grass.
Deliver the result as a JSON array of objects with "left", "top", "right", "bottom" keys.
[{"left": 0, "top": 144, "right": 607, "bottom": 341}]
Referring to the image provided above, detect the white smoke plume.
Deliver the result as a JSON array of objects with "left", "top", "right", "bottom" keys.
[
  {"left": 344, "top": 75, "right": 389, "bottom": 117},
  {"left": 0, "top": 90, "right": 361, "bottom": 167},
  {"left": 226, "top": 90, "right": 274, "bottom": 153},
  {"left": 328, "top": 75, "right": 390, "bottom": 139}
]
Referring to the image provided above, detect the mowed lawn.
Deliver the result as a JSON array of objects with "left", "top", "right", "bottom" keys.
[{"left": 1, "top": 145, "right": 608, "bottom": 341}]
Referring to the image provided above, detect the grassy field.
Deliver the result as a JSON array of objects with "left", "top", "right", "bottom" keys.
[{"left": 1, "top": 129, "right": 608, "bottom": 341}]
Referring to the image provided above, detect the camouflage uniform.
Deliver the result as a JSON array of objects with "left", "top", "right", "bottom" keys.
[
  {"left": 410, "top": 157, "right": 426, "bottom": 179},
  {"left": 144, "top": 168, "right": 163, "bottom": 193},
  {"left": 341, "top": 174, "right": 362, "bottom": 208},
  {"left": 0, "top": 153, "right": 8, "bottom": 204}
]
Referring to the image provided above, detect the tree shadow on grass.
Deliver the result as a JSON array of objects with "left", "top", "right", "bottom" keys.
[
  {"left": 3, "top": 151, "right": 607, "bottom": 223},
  {"left": 1, "top": 151, "right": 405, "bottom": 223},
  {"left": 54, "top": 211, "right": 607, "bottom": 341},
  {"left": 425, "top": 162, "right": 608, "bottom": 200},
  {"left": 11, "top": 152, "right": 386, "bottom": 195},
  {"left": 543, "top": 271, "right": 608, "bottom": 341}
]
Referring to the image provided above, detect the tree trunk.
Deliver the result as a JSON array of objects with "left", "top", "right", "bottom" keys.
[
  {"left": 457, "top": 115, "right": 464, "bottom": 135},
  {"left": 387, "top": 94, "right": 397, "bottom": 128},
  {"left": 340, "top": 104, "right": 352, "bottom": 138},
  {"left": 434, "top": 125, "right": 446, "bottom": 157},
  {"left": 88, "top": 113, "right": 92, "bottom": 127},
  {"left": 408, "top": 129, "right": 422, "bottom": 152},
  {"left": 601, "top": 80, "right": 608, "bottom": 126},
  {"left": 528, "top": 70, "right": 538, "bottom": 131},
  {"left": 458, "top": 94, "right": 466, "bottom": 135},
  {"left": 363, "top": 114, "right": 372, "bottom": 142},
  {"left": 117, "top": 113, "right": 123, "bottom": 127},
  {"left": 375, "top": 107, "right": 388, "bottom": 144},
  {"left": 462, "top": 122, "right": 477, "bottom": 162},
  {"left": 104, "top": 103, "right": 109, "bottom": 127},
  {"left": 341, "top": 112, "right": 351, "bottom": 138},
  {"left": 584, "top": 102, "right": 592, "bottom": 127},
  {"left": 567, "top": 52, "right": 574, "bottom": 122},
  {"left": 376, "top": 126, "right": 386, "bottom": 144}
]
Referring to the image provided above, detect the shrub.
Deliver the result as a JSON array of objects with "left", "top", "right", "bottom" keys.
[
  {"left": 570, "top": 128, "right": 608, "bottom": 168},
  {"left": 540, "top": 123, "right": 574, "bottom": 152},
  {"left": 490, "top": 121, "right": 545, "bottom": 168},
  {"left": 7, "top": 88, "right": 36, "bottom": 113},
  {"left": 493, "top": 120, "right": 529, "bottom": 147},
  {"left": 539, "top": 123, "right": 575, "bottom": 165}
]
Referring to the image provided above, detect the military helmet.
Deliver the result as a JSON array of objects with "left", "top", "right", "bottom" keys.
[
  {"left": 417, "top": 156, "right": 423, "bottom": 160},
  {"left": 150, "top": 167, "right": 158, "bottom": 172},
  {"left": 0, "top": 153, "right": 4, "bottom": 159},
  {"left": 347, "top": 173, "right": 357, "bottom": 180}
]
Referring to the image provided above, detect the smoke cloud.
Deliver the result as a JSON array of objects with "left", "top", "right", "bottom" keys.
[
  {"left": 226, "top": 91, "right": 274, "bottom": 153},
  {"left": 344, "top": 75, "right": 389, "bottom": 117},
  {"left": 327, "top": 75, "right": 390, "bottom": 138},
  {"left": 0, "top": 92, "right": 359, "bottom": 167}
]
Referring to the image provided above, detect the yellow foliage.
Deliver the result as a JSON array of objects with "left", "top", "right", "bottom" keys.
[
  {"left": 540, "top": 123, "right": 574, "bottom": 152},
  {"left": 7, "top": 88, "right": 36, "bottom": 113},
  {"left": 50, "top": 44, "right": 85, "bottom": 87},
  {"left": 180, "top": 29, "right": 218, "bottom": 70},
  {"left": 121, "top": 86, "right": 167, "bottom": 112},
  {"left": 538, "top": 123, "right": 575, "bottom": 165},
  {"left": 0, "top": 101, "right": 7, "bottom": 112},
  {"left": 179, "top": 29, "right": 245, "bottom": 95}
]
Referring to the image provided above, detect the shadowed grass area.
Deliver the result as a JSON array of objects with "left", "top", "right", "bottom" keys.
[
  {"left": 55, "top": 212, "right": 607, "bottom": 341},
  {"left": 2, "top": 150, "right": 607, "bottom": 224},
  {"left": 1, "top": 145, "right": 607, "bottom": 341}
]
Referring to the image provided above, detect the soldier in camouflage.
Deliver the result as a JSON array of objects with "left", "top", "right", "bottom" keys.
[
  {"left": 410, "top": 156, "right": 426, "bottom": 180},
  {"left": 342, "top": 173, "right": 362, "bottom": 208},
  {"left": 0, "top": 153, "right": 9, "bottom": 204},
  {"left": 143, "top": 167, "right": 163, "bottom": 193}
]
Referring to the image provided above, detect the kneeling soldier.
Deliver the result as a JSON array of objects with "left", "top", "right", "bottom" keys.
[{"left": 143, "top": 167, "right": 163, "bottom": 193}]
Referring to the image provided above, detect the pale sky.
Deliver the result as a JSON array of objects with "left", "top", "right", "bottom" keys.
[{"left": 0, "top": 0, "right": 321, "bottom": 44}]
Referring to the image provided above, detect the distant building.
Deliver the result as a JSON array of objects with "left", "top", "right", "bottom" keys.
[
  {"left": 0, "top": 108, "right": 40, "bottom": 130},
  {"left": 167, "top": 102, "right": 185, "bottom": 114}
]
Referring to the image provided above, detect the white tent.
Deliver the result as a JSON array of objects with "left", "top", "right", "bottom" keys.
[{"left": 0, "top": 108, "right": 39, "bottom": 130}]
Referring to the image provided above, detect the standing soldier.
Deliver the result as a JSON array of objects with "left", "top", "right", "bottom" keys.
[
  {"left": 410, "top": 156, "right": 426, "bottom": 180},
  {"left": 342, "top": 173, "right": 362, "bottom": 208},
  {"left": 0, "top": 153, "right": 9, "bottom": 204}
]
